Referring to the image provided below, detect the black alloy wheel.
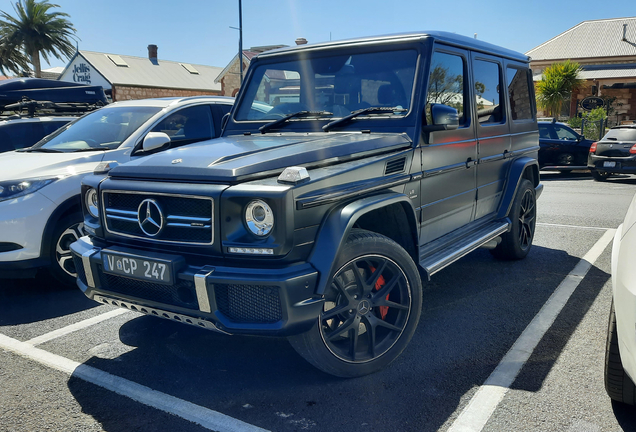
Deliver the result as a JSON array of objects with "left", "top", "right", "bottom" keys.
[
  {"left": 517, "top": 188, "right": 536, "bottom": 252},
  {"left": 491, "top": 179, "right": 536, "bottom": 260},
  {"left": 288, "top": 230, "right": 422, "bottom": 377},
  {"left": 591, "top": 170, "right": 611, "bottom": 181},
  {"left": 320, "top": 254, "right": 411, "bottom": 363}
]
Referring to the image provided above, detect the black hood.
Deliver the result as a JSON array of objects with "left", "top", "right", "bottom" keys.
[{"left": 109, "top": 132, "right": 411, "bottom": 183}]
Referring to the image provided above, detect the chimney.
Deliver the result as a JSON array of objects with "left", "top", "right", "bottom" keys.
[
  {"left": 148, "top": 44, "right": 158, "bottom": 63},
  {"left": 295, "top": 38, "right": 308, "bottom": 45}
]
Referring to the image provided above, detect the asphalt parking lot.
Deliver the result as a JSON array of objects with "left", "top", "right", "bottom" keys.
[{"left": 2, "top": 171, "right": 636, "bottom": 432}]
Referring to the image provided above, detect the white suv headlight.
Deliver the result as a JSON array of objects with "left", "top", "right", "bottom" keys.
[
  {"left": 0, "top": 177, "right": 60, "bottom": 202},
  {"left": 245, "top": 200, "right": 274, "bottom": 236}
]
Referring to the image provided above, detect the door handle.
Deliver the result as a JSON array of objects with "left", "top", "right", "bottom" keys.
[{"left": 465, "top": 158, "right": 476, "bottom": 168}]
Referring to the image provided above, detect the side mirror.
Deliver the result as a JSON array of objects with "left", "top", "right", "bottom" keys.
[
  {"left": 142, "top": 132, "right": 171, "bottom": 152},
  {"left": 422, "top": 104, "right": 459, "bottom": 132}
]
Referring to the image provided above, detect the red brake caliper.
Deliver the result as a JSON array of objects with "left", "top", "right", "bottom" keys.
[{"left": 370, "top": 266, "right": 389, "bottom": 320}]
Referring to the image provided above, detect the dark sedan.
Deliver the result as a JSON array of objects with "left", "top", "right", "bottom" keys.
[
  {"left": 538, "top": 121, "right": 595, "bottom": 170},
  {"left": 588, "top": 124, "right": 636, "bottom": 181}
]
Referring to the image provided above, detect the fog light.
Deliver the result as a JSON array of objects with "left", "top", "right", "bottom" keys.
[{"left": 228, "top": 247, "right": 274, "bottom": 255}]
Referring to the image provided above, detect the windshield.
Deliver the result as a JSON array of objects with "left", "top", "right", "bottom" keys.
[
  {"left": 31, "top": 106, "right": 161, "bottom": 152},
  {"left": 235, "top": 49, "right": 418, "bottom": 123}
]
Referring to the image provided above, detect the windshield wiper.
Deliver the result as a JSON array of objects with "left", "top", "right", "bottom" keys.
[
  {"left": 259, "top": 110, "right": 332, "bottom": 133},
  {"left": 72, "top": 148, "right": 108, "bottom": 152},
  {"left": 24, "top": 148, "right": 63, "bottom": 153},
  {"left": 322, "top": 106, "right": 407, "bottom": 132}
]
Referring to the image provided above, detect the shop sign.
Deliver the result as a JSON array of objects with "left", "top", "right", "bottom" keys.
[
  {"left": 73, "top": 63, "right": 91, "bottom": 84},
  {"left": 580, "top": 96, "right": 604, "bottom": 111}
]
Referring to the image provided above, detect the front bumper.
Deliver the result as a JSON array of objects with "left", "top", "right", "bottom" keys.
[
  {"left": 70, "top": 236, "right": 324, "bottom": 336},
  {"left": 588, "top": 153, "right": 636, "bottom": 173},
  {"left": 0, "top": 191, "right": 56, "bottom": 264}
]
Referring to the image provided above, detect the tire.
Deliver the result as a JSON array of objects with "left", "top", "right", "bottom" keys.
[
  {"left": 48, "top": 214, "right": 85, "bottom": 286},
  {"left": 491, "top": 178, "right": 536, "bottom": 260},
  {"left": 557, "top": 153, "right": 574, "bottom": 166},
  {"left": 604, "top": 300, "right": 636, "bottom": 405},
  {"left": 591, "top": 170, "right": 611, "bottom": 182},
  {"left": 288, "top": 230, "right": 422, "bottom": 377}
]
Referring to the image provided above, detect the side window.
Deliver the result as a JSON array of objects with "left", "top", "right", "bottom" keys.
[
  {"left": 554, "top": 125, "right": 578, "bottom": 140},
  {"left": 474, "top": 60, "right": 503, "bottom": 124},
  {"left": 506, "top": 67, "right": 533, "bottom": 121},
  {"left": 152, "top": 105, "right": 214, "bottom": 147},
  {"left": 427, "top": 51, "right": 467, "bottom": 126},
  {"left": 5, "top": 122, "right": 44, "bottom": 148},
  {"left": 538, "top": 124, "right": 551, "bottom": 139}
]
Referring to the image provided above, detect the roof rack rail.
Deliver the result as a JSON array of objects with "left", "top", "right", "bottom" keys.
[{"left": 0, "top": 97, "right": 106, "bottom": 117}]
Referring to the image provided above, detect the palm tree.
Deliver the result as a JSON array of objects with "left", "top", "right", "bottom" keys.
[
  {"left": 535, "top": 60, "right": 584, "bottom": 118},
  {"left": 0, "top": 0, "right": 77, "bottom": 78},
  {"left": 0, "top": 28, "right": 30, "bottom": 75}
]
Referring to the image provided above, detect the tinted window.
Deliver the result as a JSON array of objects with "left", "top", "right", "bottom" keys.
[
  {"left": 538, "top": 124, "right": 551, "bottom": 139},
  {"left": 506, "top": 67, "right": 533, "bottom": 120},
  {"left": 151, "top": 105, "right": 214, "bottom": 147},
  {"left": 474, "top": 60, "right": 503, "bottom": 124},
  {"left": 2, "top": 122, "right": 44, "bottom": 150},
  {"left": 427, "top": 52, "right": 466, "bottom": 125}
]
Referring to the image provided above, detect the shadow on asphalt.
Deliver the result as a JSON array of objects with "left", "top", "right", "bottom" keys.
[
  {"left": 540, "top": 170, "right": 636, "bottom": 185},
  {"left": 66, "top": 245, "right": 613, "bottom": 432},
  {"left": 0, "top": 271, "right": 98, "bottom": 326}
]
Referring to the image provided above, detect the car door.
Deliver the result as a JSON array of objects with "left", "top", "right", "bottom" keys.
[
  {"left": 419, "top": 47, "right": 478, "bottom": 244},
  {"left": 472, "top": 53, "right": 510, "bottom": 220},
  {"left": 552, "top": 123, "right": 587, "bottom": 166}
]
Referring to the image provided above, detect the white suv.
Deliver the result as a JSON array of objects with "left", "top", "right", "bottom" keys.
[{"left": 0, "top": 96, "right": 233, "bottom": 284}]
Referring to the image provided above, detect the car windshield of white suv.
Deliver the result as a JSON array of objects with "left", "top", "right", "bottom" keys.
[
  {"left": 234, "top": 49, "right": 418, "bottom": 123},
  {"left": 24, "top": 106, "right": 161, "bottom": 152}
]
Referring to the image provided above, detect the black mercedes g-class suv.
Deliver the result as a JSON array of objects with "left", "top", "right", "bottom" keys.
[{"left": 71, "top": 31, "right": 541, "bottom": 377}]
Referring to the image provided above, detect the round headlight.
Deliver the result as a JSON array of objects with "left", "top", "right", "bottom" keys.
[
  {"left": 245, "top": 200, "right": 274, "bottom": 236},
  {"left": 85, "top": 188, "right": 99, "bottom": 218}
]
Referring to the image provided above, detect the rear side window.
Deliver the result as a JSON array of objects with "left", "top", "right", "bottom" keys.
[
  {"left": 2, "top": 122, "right": 45, "bottom": 150},
  {"left": 427, "top": 51, "right": 467, "bottom": 126},
  {"left": 506, "top": 67, "right": 533, "bottom": 121},
  {"left": 474, "top": 60, "right": 503, "bottom": 124},
  {"left": 152, "top": 105, "right": 215, "bottom": 147}
]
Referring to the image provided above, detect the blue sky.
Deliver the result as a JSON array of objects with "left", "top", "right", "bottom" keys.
[{"left": 0, "top": 0, "right": 634, "bottom": 70}]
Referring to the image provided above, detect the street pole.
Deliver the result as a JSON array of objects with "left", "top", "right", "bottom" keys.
[{"left": 239, "top": 0, "right": 243, "bottom": 86}]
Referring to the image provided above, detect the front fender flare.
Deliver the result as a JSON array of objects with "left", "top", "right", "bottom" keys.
[{"left": 307, "top": 192, "right": 416, "bottom": 296}]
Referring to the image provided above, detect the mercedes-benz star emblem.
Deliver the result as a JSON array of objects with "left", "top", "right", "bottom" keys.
[
  {"left": 357, "top": 300, "right": 371, "bottom": 315},
  {"left": 137, "top": 199, "right": 164, "bottom": 237}
]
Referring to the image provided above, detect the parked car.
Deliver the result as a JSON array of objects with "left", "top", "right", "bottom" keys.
[
  {"left": 71, "top": 31, "right": 541, "bottom": 377},
  {"left": 0, "top": 116, "right": 74, "bottom": 153},
  {"left": 588, "top": 124, "right": 636, "bottom": 181},
  {"left": 538, "top": 120, "right": 594, "bottom": 170},
  {"left": 605, "top": 192, "right": 636, "bottom": 405},
  {"left": 0, "top": 96, "right": 234, "bottom": 284}
]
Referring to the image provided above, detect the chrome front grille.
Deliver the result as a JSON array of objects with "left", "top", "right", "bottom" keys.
[{"left": 103, "top": 190, "right": 214, "bottom": 245}]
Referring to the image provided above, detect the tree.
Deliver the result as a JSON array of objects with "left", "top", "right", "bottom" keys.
[
  {"left": 535, "top": 60, "right": 584, "bottom": 118},
  {"left": 0, "top": 0, "right": 77, "bottom": 78}
]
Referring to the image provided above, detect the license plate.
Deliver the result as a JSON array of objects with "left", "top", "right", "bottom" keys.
[
  {"left": 102, "top": 251, "right": 174, "bottom": 284},
  {"left": 604, "top": 161, "right": 616, "bottom": 168}
]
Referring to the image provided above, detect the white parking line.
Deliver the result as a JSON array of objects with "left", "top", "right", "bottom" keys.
[
  {"left": 536, "top": 222, "right": 610, "bottom": 231},
  {"left": 0, "top": 334, "right": 268, "bottom": 432},
  {"left": 25, "top": 308, "right": 130, "bottom": 346},
  {"left": 447, "top": 228, "right": 616, "bottom": 432}
]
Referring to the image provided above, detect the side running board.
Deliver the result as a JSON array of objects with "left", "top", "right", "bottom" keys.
[{"left": 419, "top": 220, "right": 510, "bottom": 280}]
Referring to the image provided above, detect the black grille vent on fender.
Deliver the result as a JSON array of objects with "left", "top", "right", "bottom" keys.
[{"left": 385, "top": 157, "right": 406, "bottom": 175}]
